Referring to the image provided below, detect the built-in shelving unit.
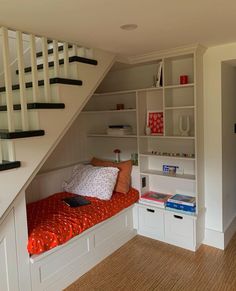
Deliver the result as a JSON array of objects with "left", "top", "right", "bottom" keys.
[{"left": 78, "top": 47, "right": 204, "bottom": 251}]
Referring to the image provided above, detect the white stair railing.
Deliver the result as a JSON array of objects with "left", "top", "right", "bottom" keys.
[
  {"left": 0, "top": 26, "right": 95, "bottom": 164},
  {"left": 1, "top": 27, "right": 15, "bottom": 132},
  {"left": 42, "top": 36, "right": 51, "bottom": 102},
  {"left": 16, "top": 31, "right": 29, "bottom": 131},
  {"left": 30, "top": 34, "right": 39, "bottom": 103},
  {"left": 53, "top": 40, "right": 60, "bottom": 76},
  {"left": 63, "top": 42, "right": 69, "bottom": 77}
]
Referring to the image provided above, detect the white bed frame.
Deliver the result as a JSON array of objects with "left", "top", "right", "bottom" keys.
[{"left": 26, "top": 164, "right": 140, "bottom": 291}]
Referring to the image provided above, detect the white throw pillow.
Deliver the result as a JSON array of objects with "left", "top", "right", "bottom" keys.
[{"left": 62, "top": 164, "right": 119, "bottom": 200}]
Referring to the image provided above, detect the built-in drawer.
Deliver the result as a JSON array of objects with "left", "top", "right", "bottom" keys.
[
  {"left": 164, "top": 211, "right": 196, "bottom": 250},
  {"left": 138, "top": 205, "right": 164, "bottom": 241}
]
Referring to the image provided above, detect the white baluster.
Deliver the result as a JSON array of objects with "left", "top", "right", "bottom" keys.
[
  {"left": 53, "top": 40, "right": 59, "bottom": 77},
  {"left": 30, "top": 34, "right": 39, "bottom": 102},
  {"left": 8, "top": 141, "right": 15, "bottom": 162},
  {"left": 42, "top": 36, "right": 51, "bottom": 102},
  {"left": 16, "top": 31, "right": 29, "bottom": 131},
  {"left": 0, "top": 140, "right": 2, "bottom": 163},
  {"left": 72, "top": 44, "right": 77, "bottom": 56},
  {"left": 1, "top": 27, "right": 14, "bottom": 132},
  {"left": 63, "top": 42, "right": 69, "bottom": 77}
]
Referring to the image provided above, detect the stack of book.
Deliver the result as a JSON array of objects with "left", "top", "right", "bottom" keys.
[
  {"left": 107, "top": 125, "right": 132, "bottom": 135},
  {"left": 139, "top": 191, "right": 172, "bottom": 209},
  {"left": 166, "top": 194, "right": 196, "bottom": 215}
]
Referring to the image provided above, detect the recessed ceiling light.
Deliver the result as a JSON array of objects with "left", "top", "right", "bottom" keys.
[{"left": 120, "top": 24, "right": 138, "bottom": 31}]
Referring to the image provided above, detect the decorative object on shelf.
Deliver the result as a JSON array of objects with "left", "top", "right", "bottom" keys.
[
  {"left": 147, "top": 111, "right": 163, "bottom": 135},
  {"left": 150, "top": 151, "right": 195, "bottom": 158},
  {"left": 154, "top": 61, "right": 163, "bottom": 87},
  {"left": 179, "top": 115, "right": 190, "bottom": 136},
  {"left": 163, "top": 164, "right": 179, "bottom": 176},
  {"left": 145, "top": 126, "right": 151, "bottom": 135},
  {"left": 131, "top": 153, "right": 138, "bottom": 165},
  {"left": 180, "top": 75, "right": 188, "bottom": 85},
  {"left": 107, "top": 125, "right": 132, "bottom": 135},
  {"left": 114, "top": 149, "right": 121, "bottom": 163},
  {"left": 116, "top": 104, "right": 124, "bottom": 110}
]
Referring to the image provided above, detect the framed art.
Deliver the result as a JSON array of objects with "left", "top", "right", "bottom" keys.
[{"left": 147, "top": 111, "right": 164, "bottom": 135}]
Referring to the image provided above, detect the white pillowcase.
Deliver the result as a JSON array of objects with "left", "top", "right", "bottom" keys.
[{"left": 62, "top": 164, "right": 119, "bottom": 200}]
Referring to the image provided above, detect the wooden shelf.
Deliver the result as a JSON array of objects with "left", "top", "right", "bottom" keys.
[
  {"left": 139, "top": 152, "right": 195, "bottom": 161},
  {"left": 140, "top": 169, "right": 196, "bottom": 180},
  {"left": 139, "top": 135, "right": 195, "bottom": 140},
  {"left": 165, "top": 106, "right": 195, "bottom": 110},
  {"left": 87, "top": 134, "right": 137, "bottom": 138},
  {"left": 81, "top": 109, "right": 136, "bottom": 114}
]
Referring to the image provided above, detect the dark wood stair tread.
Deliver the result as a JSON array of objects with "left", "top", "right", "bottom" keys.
[
  {"left": 0, "top": 160, "right": 21, "bottom": 171},
  {"left": 0, "top": 102, "right": 65, "bottom": 111},
  {"left": 0, "top": 129, "right": 45, "bottom": 139},
  {"left": 0, "top": 77, "right": 82, "bottom": 93},
  {"left": 16, "top": 55, "right": 98, "bottom": 74},
  {"left": 36, "top": 44, "right": 73, "bottom": 58}
]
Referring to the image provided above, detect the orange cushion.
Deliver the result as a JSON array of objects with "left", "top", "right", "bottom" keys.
[{"left": 91, "top": 158, "right": 132, "bottom": 194}]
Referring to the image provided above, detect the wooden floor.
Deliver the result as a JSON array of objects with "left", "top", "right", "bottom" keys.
[{"left": 65, "top": 234, "right": 236, "bottom": 291}]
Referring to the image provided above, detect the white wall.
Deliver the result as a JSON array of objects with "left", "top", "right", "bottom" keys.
[
  {"left": 204, "top": 42, "right": 236, "bottom": 248},
  {"left": 221, "top": 62, "right": 236, "bottom": 232}
]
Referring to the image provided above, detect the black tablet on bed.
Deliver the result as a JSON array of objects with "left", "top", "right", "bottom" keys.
[{"left": 62, "top": 196, "right": 91, "bottom": 207}]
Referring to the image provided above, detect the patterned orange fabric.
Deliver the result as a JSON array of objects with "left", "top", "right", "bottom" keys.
[{"left": 27, "top": 188, "right": 139, "bottom": 255}]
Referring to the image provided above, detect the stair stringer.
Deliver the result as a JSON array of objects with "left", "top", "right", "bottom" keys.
[{"left": 0, "top": 49, "right": 115, "bottom": 218}]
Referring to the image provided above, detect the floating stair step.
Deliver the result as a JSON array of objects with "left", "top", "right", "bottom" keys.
[
  {"left": 16, "top": 55, "right": 98, "bottom": 74},
  {"left": 0, "top": 160, "right": 21, "bottom": 171},
  {"left": 0, "top": 129, "right": 45, "bottom": 139},
  {"left": 0, "top": 102, "right": 65, "bottom": 111},
  {"left": 0, "top": 77, "right": 82, "bottom": 93},
  {"left": 36, "top": 44, "right": 73, "bottom": 58}
]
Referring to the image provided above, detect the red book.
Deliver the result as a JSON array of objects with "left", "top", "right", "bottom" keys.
[{"left": 140, "top": 191, "right": 172, "bottom": 207}]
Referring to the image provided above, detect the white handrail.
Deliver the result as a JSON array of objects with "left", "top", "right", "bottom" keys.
[
  {"left": 16, "top": 31, "right": 29, "bottom": 131},
  {"left": 1, "top": 26, "right": 15, "bottom": 132},
  {"left": 42, "top": 36, "right": 51, "bottom": 102},
  {"left": 30, "top": 34, "right": 39, "bottom": 102}
]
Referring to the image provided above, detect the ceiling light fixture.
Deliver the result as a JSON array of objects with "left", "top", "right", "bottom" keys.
[{"left": 120, "top": 24, "right": 138, "bottom": 31}]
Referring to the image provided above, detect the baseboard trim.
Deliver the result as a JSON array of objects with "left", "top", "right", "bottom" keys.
[
  {"left": 203, "top": 216, "right": 236, "bottom": 250},
  {"left": 203, "top": 228, "right": 224, "bottom": 249},
  {"left": 224, "top": 215, "right": 236, "bottom": 248}
]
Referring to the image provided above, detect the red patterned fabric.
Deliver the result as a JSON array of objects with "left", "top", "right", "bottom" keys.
[{"left": 27, "top": 188, "right": 139, "bottom": 255}]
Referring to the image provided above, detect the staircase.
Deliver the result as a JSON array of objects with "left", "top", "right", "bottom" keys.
[{"left": 0, "top": 27, "right": 115, "bottom": 218}]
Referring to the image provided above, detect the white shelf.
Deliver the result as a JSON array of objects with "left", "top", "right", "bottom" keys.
[
  {"left": 140, "top": 169, "right": 196, "bottom": 181},
  {"left": 93, "top": 89, "right": 136, "bottom": 96},
  {"left": 139, "top": 135, "right": 195, "bottom": 140},
  {"left": 87, "top": 134, "right": 137, "bottom": 138},
  {"left": 139, "top": 152, "right": 195, "bottom": 161},
  {"left": 165, "top": 83, "right": 195, "bottom": 89},
  {"left": 81, "top": 109, "right": 136, "bottom": 114},
  {"left": 165, "top": 106, "right": 195, "bottom": 110}
]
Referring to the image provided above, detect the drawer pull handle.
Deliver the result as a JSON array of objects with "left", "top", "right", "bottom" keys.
[
  {"left": 174, "top": 215, "right": 183, "bottom": 219},
  {"left": 147, "top": 208, "right": 155, "bottom": 213}
]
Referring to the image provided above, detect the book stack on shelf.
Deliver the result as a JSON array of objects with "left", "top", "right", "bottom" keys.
[
  {"left": 107, "top": 125, "right": 132, "bottom": 135},
  {"left": 166, "top": 194, "right": 196, "bottom": 215},
  {"left": 139, "top": 191, "right": 172, "bottom": 209}
]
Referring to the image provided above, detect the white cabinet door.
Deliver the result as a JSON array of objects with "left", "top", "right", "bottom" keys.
[
  {"left": 0, "top": 210, "right": 19, "bottom": 291},
  {"left": 138, "top": 205, "right": 164, "bottom": 241}
]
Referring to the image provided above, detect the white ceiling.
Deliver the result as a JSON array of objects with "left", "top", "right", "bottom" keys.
[{"left": 0, "top": 0, "right": 236, "bottom": 57}]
